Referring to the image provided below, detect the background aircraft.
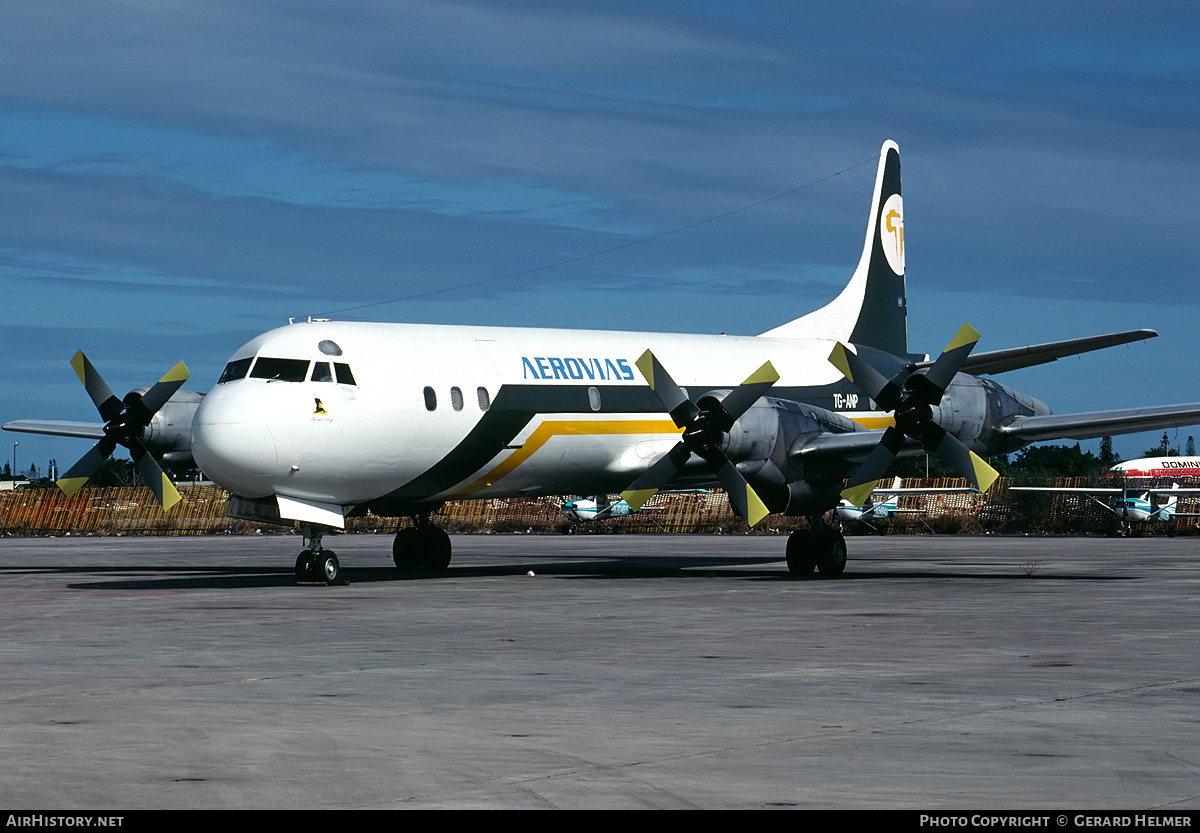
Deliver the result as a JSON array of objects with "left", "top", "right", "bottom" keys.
[
  {"left": 560, "top": 495, "right": 638, "bottom": 526},
  {"left": 1009, "top": 482, "right": 1200, "bottom": 533},
  {"left": 9, "top": 141, "right": 1200, "bottom": 582},
  {"left": 1107, "top": 457, "right": 1200, "bottom": 478},
  {"left": 1011, "top": 455, "right": 1200, "bottom": 533},
  {"left": 829, "top": 476, "right": 978, "bottom": 531}
]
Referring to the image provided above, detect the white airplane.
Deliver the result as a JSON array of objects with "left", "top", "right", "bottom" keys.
[
  {"left": 11, "top": 140, "right": 1200, "bottom": 581},
  {"left": 1010, "top": 456, "right": 1200, "bottom": 531},
  {"left": 560, "top": 495, "right": 638, "bottom": 524},
  {"left": 1107, "top": 457, "right": 1200, "bottom": 478},
  {"left": 829, "top": 476, "right": 977, "bottom": 529},
  {"left": 1010, "top": 482, "right": 1200, "bottom": 531}
]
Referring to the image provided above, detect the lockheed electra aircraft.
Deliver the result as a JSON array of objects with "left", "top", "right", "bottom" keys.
[{"left": 10, "top": 141, "right": 1200, "bottom": 582}]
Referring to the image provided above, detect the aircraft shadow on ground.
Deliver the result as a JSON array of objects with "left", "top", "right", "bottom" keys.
[{"left": 0, "top": 557, "right": 1136, "bottom": 592}]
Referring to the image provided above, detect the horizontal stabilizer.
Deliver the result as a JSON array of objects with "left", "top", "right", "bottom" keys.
[
  {"left": 3, "top": 419, "right": 106, "bottom": 440},
  {"left": 939, "top": 329, "right": 1157, "bottom": 376},
  {"left": 998, "top": 402, "right": 1200, "bottom": 444}
]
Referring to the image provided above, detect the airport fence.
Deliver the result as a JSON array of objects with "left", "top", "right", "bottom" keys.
[{"left": 0, "top": 477, "right": 1197, "bottom": 537}]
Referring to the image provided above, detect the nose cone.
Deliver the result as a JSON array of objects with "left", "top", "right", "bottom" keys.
[{"left": 192, "top": 386, "right": 279, "bottom": 498}]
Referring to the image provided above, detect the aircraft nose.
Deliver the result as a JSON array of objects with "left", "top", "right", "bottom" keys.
[{"left": 191, "top": 388, "right": 279, "bottom": 497}]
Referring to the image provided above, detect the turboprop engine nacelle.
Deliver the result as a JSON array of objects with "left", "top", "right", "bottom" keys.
[
  {"left": 705, "top": 394, "right": 861, "bottom": 514},
  {"left": 139, "top": 389, "right": 204, "bottom": 466},
  {"left": 930, "top": 374, "right": 1051, "bottom": 456}
]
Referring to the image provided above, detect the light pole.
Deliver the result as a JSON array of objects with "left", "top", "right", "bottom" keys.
[{"left": 11, "top": 442, "right": 17, "bottom": 483}]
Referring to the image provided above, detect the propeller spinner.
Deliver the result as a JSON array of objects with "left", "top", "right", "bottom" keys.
[
  {"left": 622, "top": 350, "right": 779, "bottom": 526},
  {"left": 829, "top": 323, "right": 999, "bottom": 507},
  {"left": 56, "top": 351, "right": 189, "bottom": 510}
]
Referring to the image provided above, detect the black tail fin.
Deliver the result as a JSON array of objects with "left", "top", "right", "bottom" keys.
[{"left": 760, "top": 140, "right": 908, "bottom": 357}]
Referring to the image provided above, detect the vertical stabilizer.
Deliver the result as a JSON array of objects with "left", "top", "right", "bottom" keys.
[{"left": 760, "top": 140, "right": 908, "bottom": 356}]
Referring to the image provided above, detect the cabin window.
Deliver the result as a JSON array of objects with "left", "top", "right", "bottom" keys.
[
  {"left": 450, "top": 387, "right": 464, "bottom": 411},
  {"left": 218, "top": 357, "right": 253, "bottom": 384},
  {"left": 477, "top": 387, "right": 491, "bottom": 411},
  {"left": 250, "top": 358, "right": 310, "bottom": 382},
  {"left": 311, "top": 362, "right": 333, "bottom": 382},
  {"left": 588, "top": 386, "right": 602, "bottom": 412},
  {"left": 334, "top": 363, "right": 356, "bottom": 385},
  {"left": 423, "top": 386, "right": 437, "bottom": 411}
]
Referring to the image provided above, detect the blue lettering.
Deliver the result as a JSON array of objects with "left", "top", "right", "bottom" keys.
[{"left": 520, "top": 355, "right": 635, "bottom": 382}]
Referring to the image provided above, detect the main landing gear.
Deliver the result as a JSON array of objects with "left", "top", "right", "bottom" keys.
[
  {"left": 785, "top": 517, "right": 847, "bottom": 577},
  {"left": 295, "top": 526, "right": 341, "bottom": 583},
  {"left": 392, "top": 515, "right": 452, "bottom": 573}
]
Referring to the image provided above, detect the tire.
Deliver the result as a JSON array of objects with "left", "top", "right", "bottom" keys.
[
  {"left": 295, "top": 552, "right": 314, "bottom": 582},
  {"left": 315, "top": 551, "right": 340, "bottom": 583},
  {"left": 393, "top": 527, "right": 423, "bottom": 571},
  {"left": 420, "top": 526, "right": 452, "bottom": 571},
  {"left": 785, "top": 531, "right": 816, "bottom": 575},
  {"left": 816, "top": 529, "right": 847, "bottom": 576}
]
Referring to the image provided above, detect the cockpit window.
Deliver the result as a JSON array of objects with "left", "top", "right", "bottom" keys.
[
  {"left": 311, "top": 362, "right": 333, "bottom": 382},
  {"left": 218, "top": 357, "right": 253, "bottom": 384},
  {"left": 250, "top": 357, "right": 310, "bottom": 382},
  {"left": 334, "top": 363, "right": 356, "bottom": 385}
]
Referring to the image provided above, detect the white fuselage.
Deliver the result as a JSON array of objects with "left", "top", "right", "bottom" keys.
[
  {"left": 1108, "top": 457, "right": 1200, "bottom": 478},
  {"left": 191, "top": 319, "right": 885, "bottom": 514}
]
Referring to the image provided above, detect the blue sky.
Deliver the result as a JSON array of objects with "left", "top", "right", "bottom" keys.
[{"left": 2, "top": 1, "right": 1198, "bottom": 477}]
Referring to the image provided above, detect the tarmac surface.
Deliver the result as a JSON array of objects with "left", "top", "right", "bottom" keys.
[{"left": 1, "top": 531, "right": 1198, "bottom": 810}]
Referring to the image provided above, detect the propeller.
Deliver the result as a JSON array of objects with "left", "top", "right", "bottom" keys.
[
  {"left": 829, "top": 323, "right": 999, "bottom": 507},
  {"left": 56, "top": 351, "right": 189, "bottom": 511},
  {"left": 622, "top": 350, "right": 778, "bottom": 526}
]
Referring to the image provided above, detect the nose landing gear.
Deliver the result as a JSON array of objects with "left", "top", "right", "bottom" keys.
[{"left": 295, "top": 526, "right": 341, "bottom": 584}]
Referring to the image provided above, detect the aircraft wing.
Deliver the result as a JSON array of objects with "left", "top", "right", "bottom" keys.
[
  {"left": 916, "top": 330, "right": 1157, "bottom": 376},
  {"left": 996, "top": 403, "right": 1200, "bottom": 444},
  {"left": 792, "top": 430, "right": 921, "bottom": 465},
  {"left": 3, "top": 419, "right": 106, "bottom": 440}
]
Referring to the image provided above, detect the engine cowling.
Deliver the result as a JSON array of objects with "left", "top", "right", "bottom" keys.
[
  {"left": 139, "top": 389, "right": 204, "bottom": 466},
  {"left": 711, "top": 395, "right": 860, "bottom": 515},
  {"left": 931, "top": 374, "right": 1051, "bottom": 456}
]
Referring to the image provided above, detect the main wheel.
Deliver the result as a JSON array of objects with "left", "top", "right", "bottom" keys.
[
  {"left": 419, "top": 525, "right": 452, "bottom": 571},
  {"left": 816, "top": 529, "right": 847, "bottom": 576},
  {"left": 393, "top": 525, "right": 452, "bottom": 572},
  {"left": 393, "top": 526, "right": 423, "bottom": 571},
  {"left": 785, "top": 530, "right": 816, "bottom": 576}
]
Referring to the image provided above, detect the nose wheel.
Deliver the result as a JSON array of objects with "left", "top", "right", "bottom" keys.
[{"left": 295, "top": 527, "right": 340, "bottom": 584}]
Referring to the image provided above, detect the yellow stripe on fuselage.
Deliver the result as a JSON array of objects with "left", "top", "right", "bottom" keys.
[
  {"left": 449, "top": 418, "right": 681, "bottom": 499},
  {"left": 849, "top": 415, "right": 895, "bottom": 430}
]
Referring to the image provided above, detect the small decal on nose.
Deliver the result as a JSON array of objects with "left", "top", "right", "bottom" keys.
[{"left": 314, "top": 398, "right": 327, "bottom": 414}]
